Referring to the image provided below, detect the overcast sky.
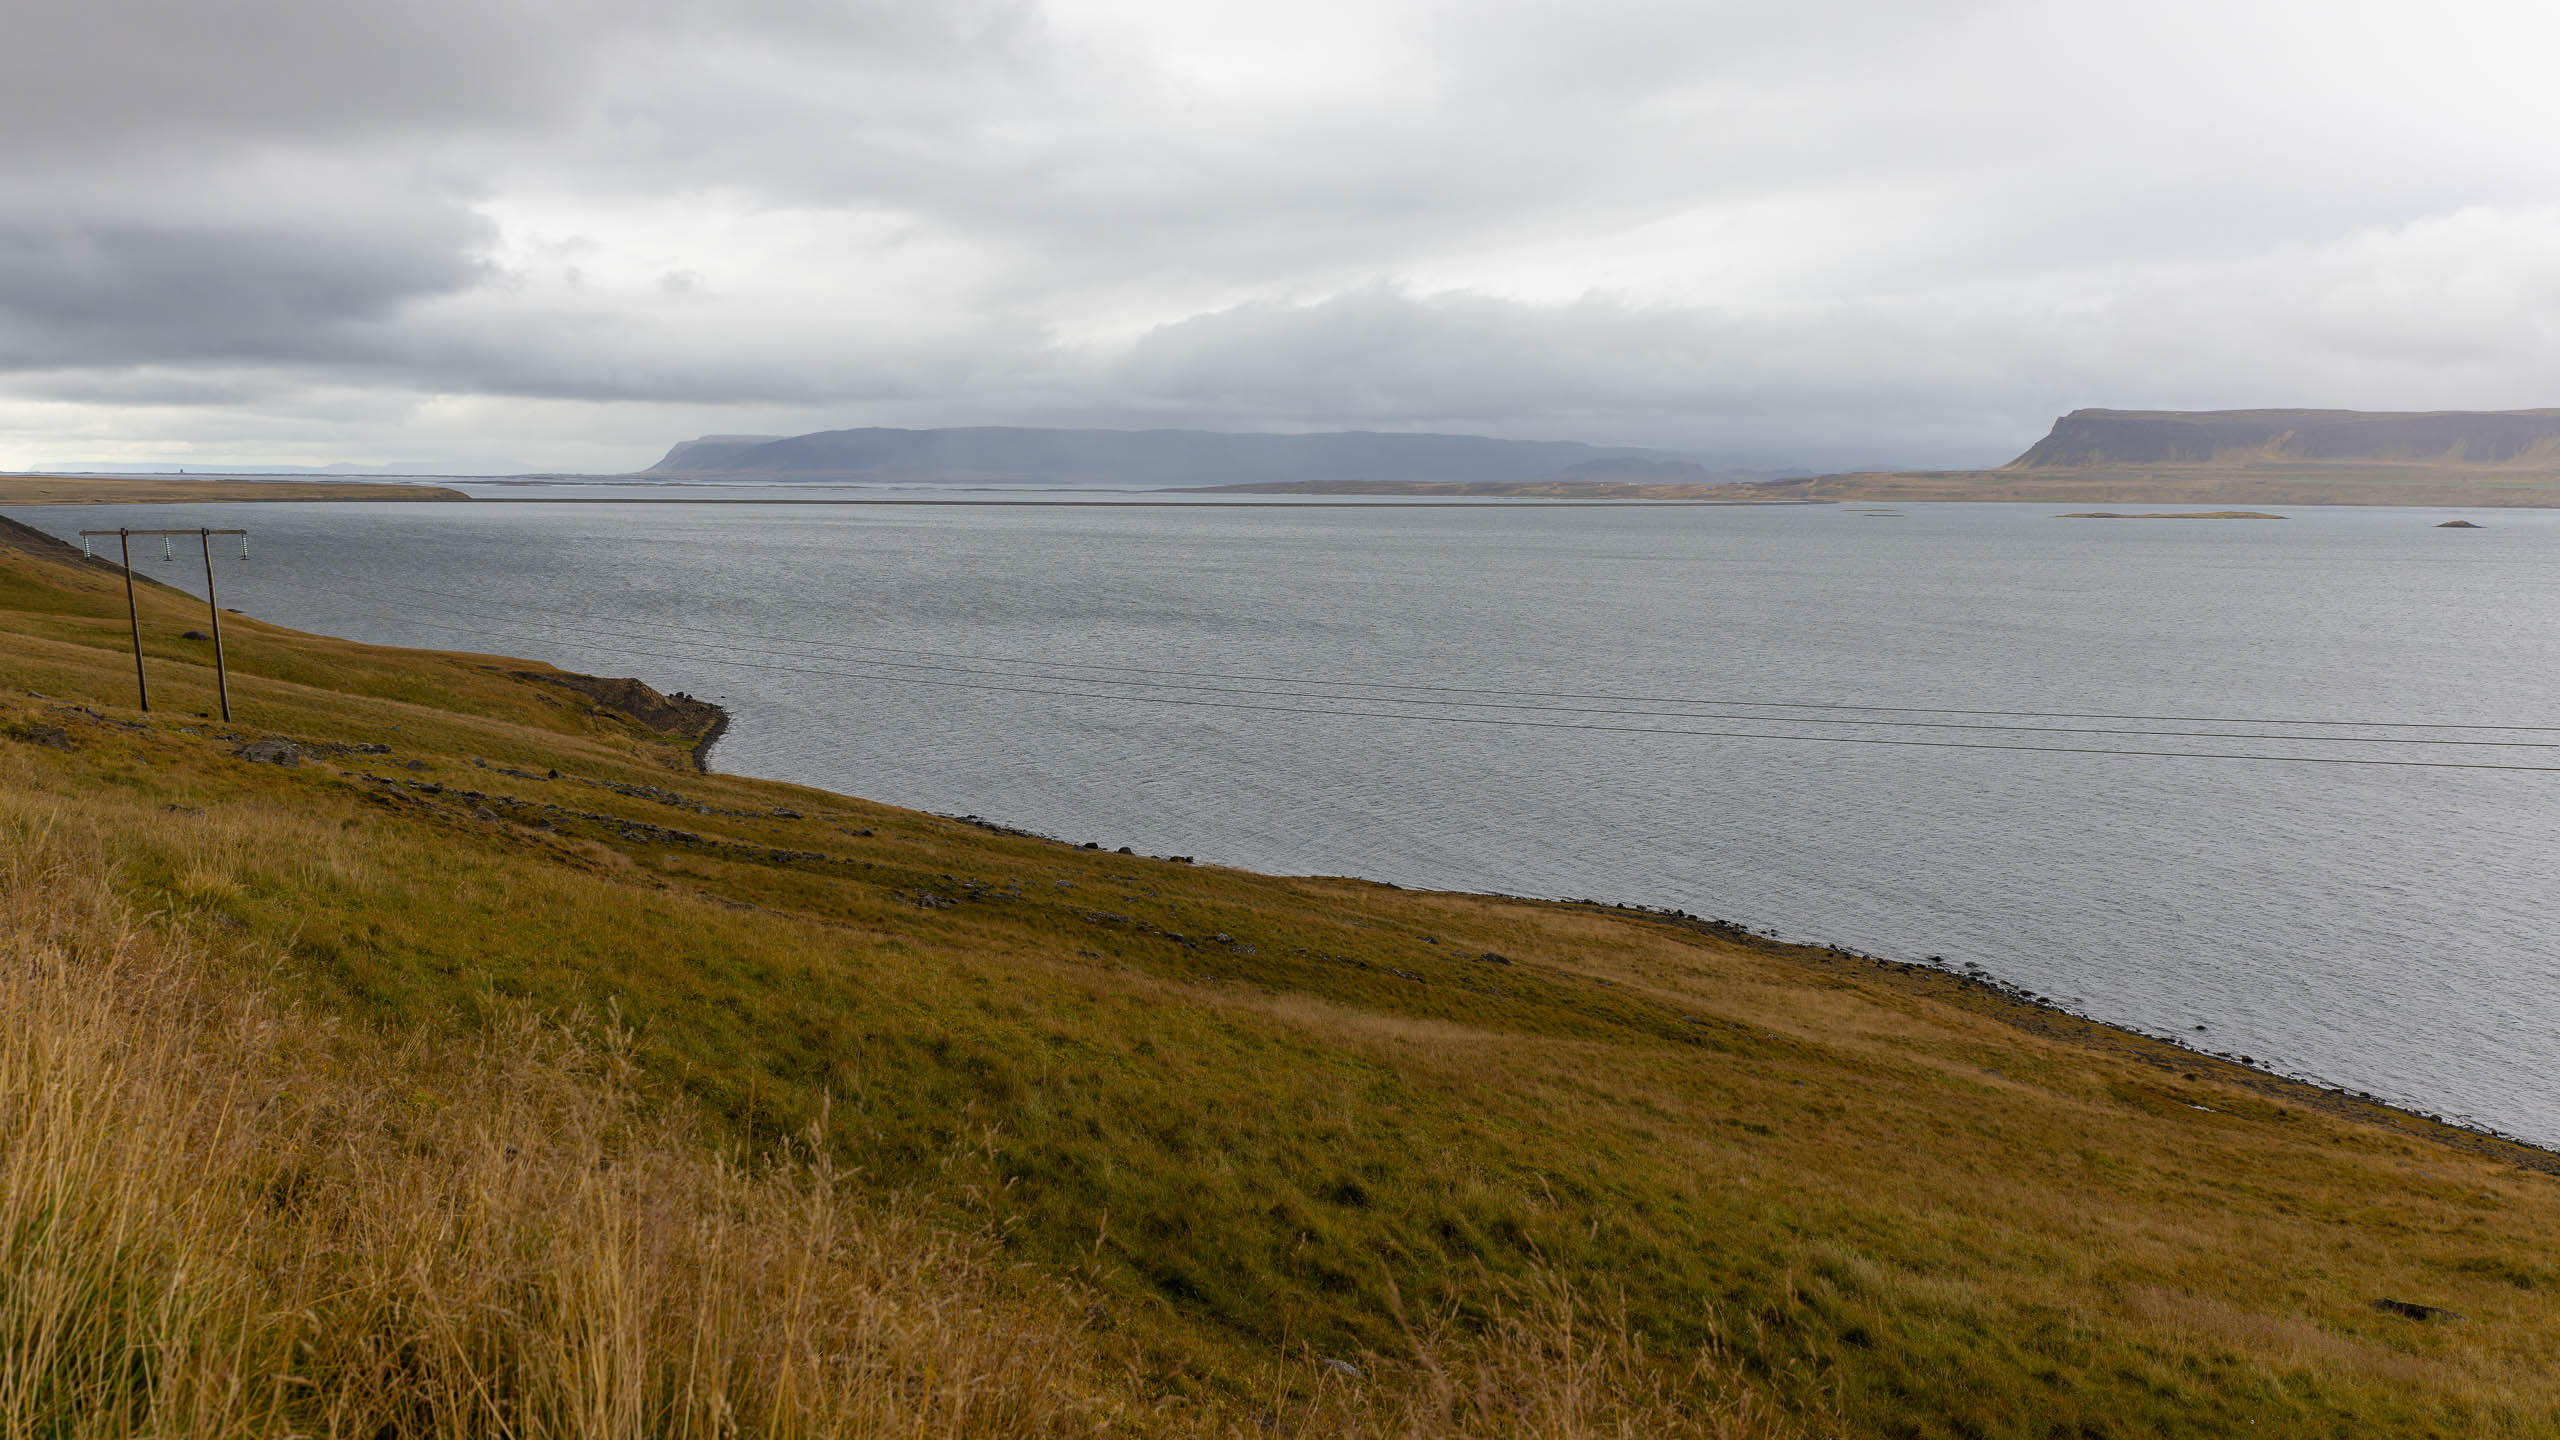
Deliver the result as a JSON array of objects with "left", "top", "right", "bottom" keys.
[{"left": 4, "top": 0, "right": 2559, "bottom": 472}]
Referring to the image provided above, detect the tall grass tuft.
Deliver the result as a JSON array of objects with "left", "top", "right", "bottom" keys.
[
  {"left": 0, "top": 811, "right": 1107, "bottom": 1439},
  {"left": 0, "top": 806, "right": 1799, "bottom": 1438}
]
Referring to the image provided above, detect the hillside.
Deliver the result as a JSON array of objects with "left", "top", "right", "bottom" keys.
[
  {"left": 640, "top": 426, "right": 1683, "bottom": 486},
  {"left": 2, "top": 514, "right": 2557, "bottom": 1435}
]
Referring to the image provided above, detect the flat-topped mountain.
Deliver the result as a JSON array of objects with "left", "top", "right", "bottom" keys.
[
  {"left": 642, "top": 425, "right": 1682, "bottom": 486},
  {"left": 1726, "top": 406, "right": 2560, "bottom": 507},
  {"left": 2010, "top": 407, "right": 2560, "bottom": 468}
]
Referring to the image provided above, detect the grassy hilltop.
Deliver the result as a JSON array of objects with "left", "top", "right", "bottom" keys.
[{"left": 1, "top": 515, "right": 2556, "bottom": 1437}]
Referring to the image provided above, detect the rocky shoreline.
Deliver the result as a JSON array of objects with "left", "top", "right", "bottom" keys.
[{"left": 893, "top": 803, "right": 2560, "bottom": 1169}]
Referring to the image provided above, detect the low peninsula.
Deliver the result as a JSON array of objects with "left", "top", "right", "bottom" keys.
[{"left": 0, "top": 474, "right": 467, "bottom": 504}]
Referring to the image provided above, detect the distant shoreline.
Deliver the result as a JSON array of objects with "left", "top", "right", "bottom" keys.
[
  {"left": 0, "top": 476, "right": 467, "bottom": 505},
  {"left": 11, "top": 468, "right": 2556, "bottom": 512}
]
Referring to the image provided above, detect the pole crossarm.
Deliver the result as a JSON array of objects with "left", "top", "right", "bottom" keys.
[{"left": 80, "top": 527, "right": 250, "bottom": 718}]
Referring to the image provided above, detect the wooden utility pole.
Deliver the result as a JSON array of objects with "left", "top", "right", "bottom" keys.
[
  {"left": 80, "top": 527, "right": 248, "bottom": 718},
  {"left": 198, "top": 531, "right": 233, "bottom": 721},
  {"left": 117, "top": 530, "right": 145, "bottom": 711}
]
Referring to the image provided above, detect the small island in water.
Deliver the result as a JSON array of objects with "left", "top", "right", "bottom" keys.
[{"left": 2058, "top": 510, "right": 2286, "bottom": 520}]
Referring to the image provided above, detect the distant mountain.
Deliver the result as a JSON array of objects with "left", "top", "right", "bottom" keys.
[
  {"left": 2009, "top": 408, "right": 2560, "bottom": 468},
  {"left": 640, "top": 426, "right": 1688, "bottom": 486}
]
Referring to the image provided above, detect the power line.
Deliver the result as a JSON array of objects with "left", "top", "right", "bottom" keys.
[
  {"left": 255, "top": 574, "right": 2560, "bottom": 743},
  {"left": 333, "top": 575, "right": 2560, "bottom": 736},
  {"left": 254, "top": 571, "right": 2560, "bottom": 753},
  {"left": 244, "top": 581, "right": 2560, "bottom": 774}
]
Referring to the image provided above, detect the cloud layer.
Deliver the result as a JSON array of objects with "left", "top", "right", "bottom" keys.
[{"left": 5, "top": 0, "right": 2560, "bottom": 471}]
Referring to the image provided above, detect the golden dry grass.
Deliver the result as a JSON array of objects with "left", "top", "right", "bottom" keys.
[
  {"left": 0, "top": 814, "right": 1102, "bottom": 1438},
  {"left": 0, "top": 806, "right": 1805, "bottom": 1439}
]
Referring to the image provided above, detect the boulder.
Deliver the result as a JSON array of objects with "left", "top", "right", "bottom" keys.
[{"left": 2373, "top": 1298, "right": 2463, "bottom": 1322}]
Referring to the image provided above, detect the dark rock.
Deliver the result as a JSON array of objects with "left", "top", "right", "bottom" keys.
[
  {"left": 18, "top": 724, "right": 71, "bottom": 750},
  {"left": 2436, "top": 519, "right": 2482, "bottom": 528},
  {"left": 179, "top": 629, "right": 210, "bottom": 640},
  {"left": 231, "top": 738, "right": 301, "bottom": 766},
  {"left": 2373, "top": 1298, "right": 2462, "bottom": 1321},
  {"left": 1477, "top": 951, "right": 1514, "bottom": 965}
]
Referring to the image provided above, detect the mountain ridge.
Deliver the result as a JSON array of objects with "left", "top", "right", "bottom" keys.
[{"left": 641, "top": 425, "right": 1694, "bottom": 486}]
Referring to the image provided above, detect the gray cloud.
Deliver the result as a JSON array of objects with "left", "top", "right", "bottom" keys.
[
  {"left": 0, "top": 213, "right": 487, "bottom": 368},
  {"left": 3, "top": 0, "right": 2558, "bottom": 470}
]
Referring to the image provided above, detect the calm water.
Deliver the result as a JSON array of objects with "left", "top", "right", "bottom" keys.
[{"left": 19, "top": 498, "right": 2560, "bottom": 1143}]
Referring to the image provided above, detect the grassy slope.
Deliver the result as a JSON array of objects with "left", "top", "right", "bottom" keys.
[
  {"left": 2, "top": 530, "right": 2556, "bottom": 1437},
  {"left": 0, "top": 476, "right": 466, "bottom": 503}
]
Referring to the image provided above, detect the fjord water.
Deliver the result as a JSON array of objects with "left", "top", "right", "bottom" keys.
[{"left": 25, "top": 498, "right": 2560, "bottom": 1143}]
